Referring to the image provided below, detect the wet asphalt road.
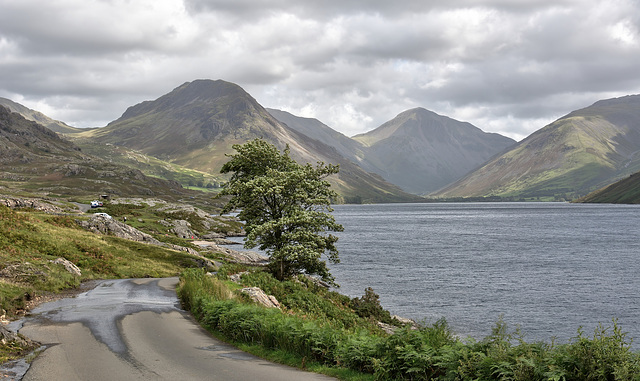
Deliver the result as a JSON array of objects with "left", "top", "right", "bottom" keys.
[{"left": 17, "top": 278, "right": 335, "bottom": 381}]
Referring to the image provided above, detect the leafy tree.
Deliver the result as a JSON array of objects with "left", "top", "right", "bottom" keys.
[{"left": 220, "top": 139, "right": 343, "bottom": 283}]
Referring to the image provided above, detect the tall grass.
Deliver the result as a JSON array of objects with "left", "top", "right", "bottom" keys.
[{"left": 179, "top": 268, "right": 640, "bottom": 380}]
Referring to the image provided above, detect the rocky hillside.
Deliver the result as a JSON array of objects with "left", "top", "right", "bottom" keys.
[
  {"left": 433, "top": 95, "right": 640, "bottom": 199},
  {"left": 352, "top": 108, "right": 515, "bottom": 194},
  {"left": 0, "top": 105, "right": 193, "bottom": 199},
  {"left": 0, "top": 97, "right": 80, "bottom": 134},
  {"left": 73, "top": 80, "right": 419, "bottom": 203}
]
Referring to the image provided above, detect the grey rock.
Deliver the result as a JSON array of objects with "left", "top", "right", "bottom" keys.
[
  {"left": 241, "top": 287, "right": 280, "bottom": 309},
  {"left": 51, "top": 257, "right": 81, "bottom": 277},
  {"left": 0, "top": 197, "right": 66, "bottom": 213},
  {"left": 78, "top": 214, "right": 162, "bottom": 244}
]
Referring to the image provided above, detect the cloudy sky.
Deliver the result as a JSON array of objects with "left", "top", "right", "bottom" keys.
[{"left": 1, "top": 0, "right": 639, "bottom": 141}]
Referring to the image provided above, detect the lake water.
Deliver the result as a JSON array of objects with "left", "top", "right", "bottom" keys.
[{"left": 328, "top": 202, "right": 640, "bottom": 347}]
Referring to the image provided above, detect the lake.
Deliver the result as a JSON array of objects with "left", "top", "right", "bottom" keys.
[{"left": 328, "top": 202, "right": 640, "bottom": 347}]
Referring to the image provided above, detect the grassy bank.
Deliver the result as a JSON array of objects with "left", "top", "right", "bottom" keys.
[
  {"left": 0, "top": 204, "right": 209, "bottom": 363},
  {"left": 178, "top": 268, "right": 640, "bottom": 380}
]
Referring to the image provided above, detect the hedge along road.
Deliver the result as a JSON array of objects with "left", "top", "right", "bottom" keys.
[{"left": 17, "top": 278, "right": 336, "bottom": 381}]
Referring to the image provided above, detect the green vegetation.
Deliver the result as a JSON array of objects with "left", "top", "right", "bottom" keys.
[
  {"left": 220, "top": 139, "right": 343, "bottom": 283},
  {"left": 576, "top": 172, "right": 640, "bottom": 204},
  {"left": 74, "top": 142, "right": 226, "bottom": 191},
  {"left": 179, "top": 268, "right": 640, "bottom": 381},
  {"left": 0, "top": 205, "right": 210, "bottom": 363}
]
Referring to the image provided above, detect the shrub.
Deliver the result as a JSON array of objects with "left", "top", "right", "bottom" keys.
[
  {"left": 350, "top": 287, "right": 393, "bottom": 324},
  {"left": 178, "top": 269, "right": 640, "bottom": 381}
]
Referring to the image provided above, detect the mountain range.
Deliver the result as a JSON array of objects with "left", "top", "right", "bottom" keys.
[
  {"left": 2, "top": 79, "right": 639, "bottom": 203},
  {"left": 70, "top": 80, "right": 420, "bottom": 203},
  {"left": 0, "top": 97, "right": 80, "bottom": 134},
  {"left": 0, "top": 105, "right": 193, "bottom": 199},
  {"left": 434, "top": 95, "right": 640, "bottom": 200},
  {"left": 268, "top": 107, "right": 515, "bottom": 194}
]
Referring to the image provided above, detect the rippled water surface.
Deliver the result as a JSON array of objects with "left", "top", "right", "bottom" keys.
[{"left": 329, "top": 202, "right": 640, "bottom": 345}]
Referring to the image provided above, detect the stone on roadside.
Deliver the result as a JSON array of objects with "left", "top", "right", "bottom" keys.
[
  {"left": 51, "top": 257, "right": 82, "bottom": 276},
  {"left": 241, "top": 287, "right": 281, "bottom": 309}
]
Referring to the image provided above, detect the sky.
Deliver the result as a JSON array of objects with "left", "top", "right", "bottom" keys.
[{"left": 1, "top": 0, "right": 639, "bottom": 141}]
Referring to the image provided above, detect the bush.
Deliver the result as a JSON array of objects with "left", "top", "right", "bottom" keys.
[
  {"left": 350, "top": 287, "right": 393, "bottom": 324},
  {"left": 178, "top": 269, "right": 640, "bottom": 380}
]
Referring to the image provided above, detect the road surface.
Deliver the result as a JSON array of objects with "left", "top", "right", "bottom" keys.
[{"left": 16, "top": 278, "right": 335, "bottom": 381}]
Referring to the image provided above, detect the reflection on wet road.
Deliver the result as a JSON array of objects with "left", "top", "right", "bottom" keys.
[
  {"left": 15, "top": 278, "right": 335, "bottom": 381},
  {"left": 29, "top": 278, "right": 179, "bottom": 354}
]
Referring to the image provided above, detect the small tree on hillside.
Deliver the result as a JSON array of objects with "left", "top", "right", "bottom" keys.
[{"left": 220, "top": 139, "right": 343, "bottom": 283}]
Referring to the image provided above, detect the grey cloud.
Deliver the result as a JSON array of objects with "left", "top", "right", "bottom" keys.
[{"left": 1, "top": 0, "right": 639, "bottom": 141}]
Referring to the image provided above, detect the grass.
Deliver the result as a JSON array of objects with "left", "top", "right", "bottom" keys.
[
  {"left": 178, "top": 268, "right": 640, "bottom": 380},
  {"left": 73, "top": 142, "right": 227, "bottom": 190},
  {"left": 0, "top": 205, "right": 211, "bottom": 363}
]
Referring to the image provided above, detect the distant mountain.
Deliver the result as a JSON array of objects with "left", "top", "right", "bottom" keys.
[
  {"left": 266, "top": 108, "right": 368, "bottom": 165},
  {"left": 575, "top": 171, "right": 640, "bottom": 204},
  {"left": 433, "top": 95, "right": 640, "bottom": 199},
  {"left": 75, "top": 80, "right": 418, "bottom": 203},
  {"left": 0, "top": 97, "right": 80, "bottom": 134},
  {"left": 268, "top": 107, "right": 515, "bottom": 195},
  {"left": 352, "top": 108, "right": 516, "bottom": 194},
  {"left": 0, "top": 105, "right": 190, "bottom": 199}
]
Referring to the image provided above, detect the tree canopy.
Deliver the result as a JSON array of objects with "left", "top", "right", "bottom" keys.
[{"left": 220, "top": 139, "right": 343, "bottom": 283}]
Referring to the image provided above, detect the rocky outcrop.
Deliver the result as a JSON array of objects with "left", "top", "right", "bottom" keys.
[
  {"left": 217, "top": 247, "right": 268, "bottom": 266},
  {"left": 78, "top": 214, "right": 162, "bottom": 244},
  {"left": 241, "top": 287, "right": 281, "bottom": 309},
  {"left": 77, "top": 214, "right": 216, "bottom": 269},
  {"left": 159, "top": 219, "right": 198, "bottom": 239},
  {"left": 0, "top": 197, "right": 66, "bottom": 214},
  {"left": 194, "top": 240, "right": 268, "bottom": 266},
  {"left": 51, "top": 257, "right": 82, "bottom": 277},
  {"left": 0, "top": 262, "right": 47, "bottom": 283},
  {"left": 0, "top": 324, "right": 38, "bottom": 349}
]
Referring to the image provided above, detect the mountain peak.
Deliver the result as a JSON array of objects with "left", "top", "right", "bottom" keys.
[
  {"left": 434, "top": 94, "right": 640, "bottom": 199},
  {"left": 351, "top": 107, "right": 515, "bottom": 194},
  {"left": 116, "top": 79, "right": 257, "bottom": 121}
]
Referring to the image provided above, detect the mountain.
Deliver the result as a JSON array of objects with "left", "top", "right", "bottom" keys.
[
  {"left": 433, "top": 95, "right": 640, "bottom": 199},
  {"left": 266, "top": 108, "right": 368, "bottom": 165},
  {"left": 0, "top": 97, "right": 80, "bottom": 134},
  {"left": 575, "top": 171, "right": 640, "bottom": 204},
  {"left": 0, "top": 105, "right": 192, "bottom": 199},
  {"left": 351, "top": 108, "right": 516, "bottom": 194},
  {"left": 75, "top": 80, "right": 419, "bottom": 203}
]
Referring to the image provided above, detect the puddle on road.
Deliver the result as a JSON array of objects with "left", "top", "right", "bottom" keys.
[{"left": 25, "top": 278, "right": 181, "bottom": 354}]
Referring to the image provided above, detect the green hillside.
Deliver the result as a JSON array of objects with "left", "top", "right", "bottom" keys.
[
  {"left": 73, "top": 80, "right": 419, "bottom": 203},
  {"left": 575, "top": 172, "right": 640, "bottom": 204},
  {"left": 0, "top": 105, "right": 198, "bottom": 201},
  {"left": 433, "top": 95, "right": 640, "bottom": 200}
]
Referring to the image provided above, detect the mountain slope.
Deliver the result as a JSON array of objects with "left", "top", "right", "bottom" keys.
[
  {"left": 351, "top": 108, "right": 516, "bottom": 194},
  {"left": 266, "top": 108, "right": 368, "bottom": 165},
  {"left": 575, "top": 171, "right": 640, "bottom": 204},
  {"left": 75, "top": 80, "right": 418, "bottom": 203},
  {"left": 0, "top": 97, "right": 81, "bottom": 134},
  {"left": 433, "top": 95, "right": 640, "bottom": 199},
  {"left": 0, "top": 105, "right": 191, "bottom": 199}
]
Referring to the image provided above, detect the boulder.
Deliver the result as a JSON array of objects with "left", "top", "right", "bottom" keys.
[
  {"left": 169, "top": 220, "right": 198, "bottom": 239},
  {"left": 0, "top": 262, "right": 47, "bottom": 283},
  {"left": 0, "top": 324, "right": 37, "bottom": 349},
  {"left": 0, "top": 197, "right": 66, "bottom": 213},
  {"left": 241, "top": 287, "right": 281, "bottom": 309},
  {"left": 78, "top": 215, "right": 162, "bottom": 244},
  {"left": 392, "top": 315, "right": 419, "bottom": 328},
  {"left": 51, "top": 257, "right": 82, "bottom": 277}
]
